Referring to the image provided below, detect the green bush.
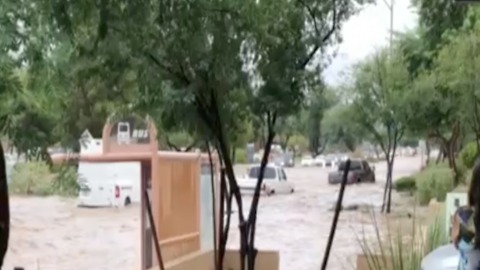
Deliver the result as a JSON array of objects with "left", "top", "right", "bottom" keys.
[
  {"left": 393, "top": 176, "right": 416, "bottom": 193},
  {"left": 456, "top": 158, "right": 468, "bottom": 184},
  {"left": 459, "top": 141, "right": 478, "bottom": 169},
  {"left": 416, "top": 164, "right": 454, "bottom": 205},
  {"left": 10, "top": 162, "right": 55, "bottom": 196},
  {"left": 234, "top": 148, "right": 247, "bottom": 164},
  {"left": 10, "top": 162, "right": 79, "bottom": 197},
  {"left": 51, "top": 164, "right": 79, "bottom": 197}
]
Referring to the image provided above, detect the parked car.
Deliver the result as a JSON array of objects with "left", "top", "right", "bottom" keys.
[
  {"left": 421, "top": 244, "right": 458, "bottom": 270},
  {"left": 324, "top": 154, "right": 348, "bottom": 167},
  {"left": 238, "top": 164, "right": 295, "bottom": 195},
  {"left": 272, "top": 153, "right": 294, "bottom": 167},
  {"left": 300, "top": 156, "right": 315, "bottom": 167},
  {"left": 314, "top": 155, "right": 326, "bottom": 167},
  {"left": 327, "top": 159, "right": 375, "bottom": 185}
]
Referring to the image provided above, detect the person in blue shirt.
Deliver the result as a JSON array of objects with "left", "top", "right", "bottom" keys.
[{"left": 452, "top": 162, "right": 480, "bottom": 270}]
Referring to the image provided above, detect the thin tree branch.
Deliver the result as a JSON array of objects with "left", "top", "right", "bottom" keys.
[{"left": 297, "top": 0, "right": 340, "bottom": 69}]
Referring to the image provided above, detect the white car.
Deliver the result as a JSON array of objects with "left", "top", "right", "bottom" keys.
[
  {"left": 300, "top": 156, "right": 315, "bottom": 167},
  {"left": 238, "top": 164, "right": 295, "bottom": 195},
  {"left": 314, "top": 155, "right": 327, "bottom": 167}
]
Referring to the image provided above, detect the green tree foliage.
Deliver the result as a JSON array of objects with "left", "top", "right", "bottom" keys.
[
  {"left": 322, "top": 103, "right": 365, "bottom": 152},
  {"left": 307, "top": 84, "right": 337, "bottom": 156},
  {"left": 350, "top": 49, "right": 410, "bottom": 213},
  {"left": 460, "top": 141, "right": 478, "bottom": 169}
]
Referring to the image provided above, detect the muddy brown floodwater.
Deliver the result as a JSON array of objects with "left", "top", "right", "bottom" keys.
[{"left": 3, "top": 156, "right": 422, "bottom": 270}]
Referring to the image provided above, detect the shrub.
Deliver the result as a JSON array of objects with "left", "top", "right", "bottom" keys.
[
  {"left": 357, "top": 207, "right": 447, "bottom": 270},
  {"left": 51, "top": 164, "right": 79, "bottom": 197},
  {"left": 10, "top": 162, "right": 55, "bottom": 196},
  {"left": 393, "top": 176, "right": 416, "bottom": 193},
  {"left": 234, "top": 148, "right": 247, "bottom": 164},
  {"left": 459, "top": 141, "right": 479, "bottom": 169},
  {"left": 456, "top": 158, "right": 468, "bottom": 184},
  {"left": 415, "top": 164, "right": 454, "bottom": 205},
  {"left": 10, "top": 162, "right": 79, "bottom": 197}
]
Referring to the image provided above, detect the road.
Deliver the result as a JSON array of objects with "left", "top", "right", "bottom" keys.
[{"left": 3, "top": 156, "right": 422, "bottom": 270}]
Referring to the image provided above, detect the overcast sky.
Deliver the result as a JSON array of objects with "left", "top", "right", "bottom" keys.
[{"left": 323, "top": 0, "right": 419, "bottom": 86}]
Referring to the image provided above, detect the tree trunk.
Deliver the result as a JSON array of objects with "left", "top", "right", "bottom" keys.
[
  {"left": 435, "top": 144, "right": 444, "bottom": 164},
  {"left": 246, "top": 115, "right": 276, "bottom": 270},
  {"left": 446, "top": 140, "right": 460, "bottom": 185},
  {"left": 280, "top": 135, "right": 290, "bottom": 151},
  {"left": 476, "top": 134, "right": 480, "bottom": 157},
  {"left": 374, "top": 145, "right": 380, "bottom": 159},
  {"left": 385, "top": 159, "right": 395, "bottom": 213},
  {"left": 425, "top": 138, "right": 431, "bottom": 166}
]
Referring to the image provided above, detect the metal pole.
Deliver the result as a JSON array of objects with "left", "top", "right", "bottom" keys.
[
  {"left": 320, "top": 160, "right": 351, "bottom": 270},
  {"left": 145, "top": 190, "right": 165, "bottom": 270}
]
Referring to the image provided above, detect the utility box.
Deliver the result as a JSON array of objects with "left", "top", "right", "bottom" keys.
[{"left": 445, "top": 192, "right": 468, "bottom": 238}]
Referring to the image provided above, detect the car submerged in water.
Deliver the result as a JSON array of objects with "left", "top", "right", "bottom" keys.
[
  {"left": 327, "top": 159, "right": 375, "bottom": 185},
  {"left": 237, "top": 164, "right": 295, "bottom": 195}
]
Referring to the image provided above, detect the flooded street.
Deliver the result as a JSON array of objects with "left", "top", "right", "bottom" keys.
[{"left": 3, "top": 156, "right": 422, "bottom": 270}]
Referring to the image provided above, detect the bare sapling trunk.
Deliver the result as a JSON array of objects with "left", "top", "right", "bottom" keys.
[
  {"left": 380, "top": 152, "right": 391, "bottom": 213},
  {"left": 385, "top": 133, "right": 400, "bottom": 214},
  {"left": 320, "top": 160, "right": 351, "bottom": 270},
  {"left": 0, "top": 142, "right": 9, "bottom": 267},
  {"left": 381, "top": 127, "right": 402, "bottom": 214},
  {"left": 218, "top": 168, "right": 234, "bottom": 270},
  {"left": 246, "top": 112, "right": 277, "bottom": 270},
  {"left": 433, "top": 123, "right": 461, "bottom": 184},
  {"left": 425, "top": 138, "right": 431, "bottom": 166},
  {"left": 206, "top": 140, "right": 233, "bottom": 270},
  {"left": 385, "top": 159, "right": 395, "bottom": 213},
  {"left": 193, "top": 91, "right": 262, "bottom": 270}
]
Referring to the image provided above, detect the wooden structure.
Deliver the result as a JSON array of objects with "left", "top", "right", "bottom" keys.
[
  {"left": 52, "top": 115, "right": 279, "bottom": 270},
  {"left": 54, "top": 115, "right": 220, "bottom": 270}
]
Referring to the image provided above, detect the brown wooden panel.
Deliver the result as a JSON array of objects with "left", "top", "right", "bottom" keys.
[
  {"left": 161, "top": 233, "right": 201, "bottom": 262},
  {"left": 154, "top": 158, "right": 200, "bottom": 239},
  {"left": 224, "top": 250, "right": 279, "bottom": 270},
  {"left": 149, "top": 250, "right": 214, "bottom": 270}
]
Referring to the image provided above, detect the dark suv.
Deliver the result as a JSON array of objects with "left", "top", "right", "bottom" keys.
[{"left": 327, "top": 159, "right": 376, "bottom": 185}]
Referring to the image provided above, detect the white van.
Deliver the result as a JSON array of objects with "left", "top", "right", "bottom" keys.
[{"left": 77, "top": 162, "right": 141, "bottom": 207}]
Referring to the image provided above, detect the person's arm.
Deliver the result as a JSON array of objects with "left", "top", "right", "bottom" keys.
[{"left": 451, "top": 211, "right": 461, "bottom": 248}]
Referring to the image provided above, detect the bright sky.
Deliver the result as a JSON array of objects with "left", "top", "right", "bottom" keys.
[{"left": 323, "top": 0, "right": 419, "bottom": 86}]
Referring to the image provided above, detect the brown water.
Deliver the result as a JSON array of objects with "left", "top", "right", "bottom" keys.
[{"left": 3, "top": 156, "right": 422, "bottom": 270}]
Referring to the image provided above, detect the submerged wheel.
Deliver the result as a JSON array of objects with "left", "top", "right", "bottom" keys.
[
  {"left": 290, "top": 188, "right": 294, "bottom": 193},
  {"left": 268, "top": 189, "right": 275, "bottom": 196}
]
